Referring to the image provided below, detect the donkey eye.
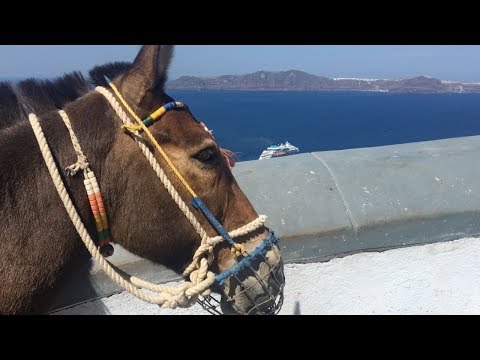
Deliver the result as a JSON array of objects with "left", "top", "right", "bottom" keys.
[{"left": 194, "top": 147, "right": 219, "bottom": 164}]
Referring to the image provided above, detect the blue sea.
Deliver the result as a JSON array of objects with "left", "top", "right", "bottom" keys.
[{"left": 168, "top": 90, "right": 480, "bottom": 162}]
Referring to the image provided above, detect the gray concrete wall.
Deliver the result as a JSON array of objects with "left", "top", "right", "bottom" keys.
[{"left": 49, "top": 135, "right": 480, "bottom": 313}]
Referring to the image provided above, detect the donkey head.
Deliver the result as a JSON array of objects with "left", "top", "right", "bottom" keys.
[{"left": 96, "top": 45, "right": 284, "bottom": 314}]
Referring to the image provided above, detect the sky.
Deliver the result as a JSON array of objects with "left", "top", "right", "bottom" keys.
[{"left": 1, "top": 45, "right": 480, "bottom": 82}]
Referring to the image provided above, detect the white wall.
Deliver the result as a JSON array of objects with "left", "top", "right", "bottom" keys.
[{"left": 54, "top": 236, "right": 480, "bottom": 315}]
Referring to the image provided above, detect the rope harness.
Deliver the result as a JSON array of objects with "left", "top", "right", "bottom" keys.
[{"left": 28, "top": 83, "right": 282, "bottom": 311}]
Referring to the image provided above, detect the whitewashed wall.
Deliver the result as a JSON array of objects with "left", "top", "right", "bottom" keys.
[{"left": 55, "top": 236, "right": 480, "bottom": 315}]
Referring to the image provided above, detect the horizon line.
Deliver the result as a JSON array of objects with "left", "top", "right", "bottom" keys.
[{"left": 168, "top": 70, "right": 480, "bottom": 85}]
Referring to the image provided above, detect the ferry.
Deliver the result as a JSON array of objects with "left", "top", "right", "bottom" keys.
[{"left": 258, "top": 141, "right": 300, "bottom": 160}]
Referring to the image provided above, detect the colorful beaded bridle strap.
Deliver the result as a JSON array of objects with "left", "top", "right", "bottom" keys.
[{"left": 57, "top": 110, "right": 113, "bottom": 256}]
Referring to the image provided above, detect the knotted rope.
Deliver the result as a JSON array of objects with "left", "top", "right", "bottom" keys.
[{"left": 58, "top": 110, "right": 90, "bottom": 176}]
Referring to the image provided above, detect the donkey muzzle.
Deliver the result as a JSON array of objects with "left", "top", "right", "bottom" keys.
[{"left": 198, "top": 231, "right": 285, "bottom": 315}]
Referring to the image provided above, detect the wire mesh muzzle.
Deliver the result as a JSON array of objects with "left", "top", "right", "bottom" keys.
[{"left": 198, "top": 235, "right": 285, "bottom": 315}]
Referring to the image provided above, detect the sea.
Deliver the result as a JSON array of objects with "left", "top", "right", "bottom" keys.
[{"left": 168, "top": 90, "right": 480, "bottom": 162}]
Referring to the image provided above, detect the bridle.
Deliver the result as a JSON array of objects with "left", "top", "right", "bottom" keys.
[{"left": 27, "top": 80, "right": 284, "bottom": 313}]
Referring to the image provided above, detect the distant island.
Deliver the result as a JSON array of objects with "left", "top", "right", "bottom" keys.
[{"left": 167, "top": 70, "right": 480, "bottom": 93}]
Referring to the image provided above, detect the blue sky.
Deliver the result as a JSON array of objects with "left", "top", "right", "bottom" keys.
[{"left": 1, "top": 45, "right": 480, "bottom": 82}]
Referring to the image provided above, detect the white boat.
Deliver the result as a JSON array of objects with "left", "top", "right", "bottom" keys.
[{"left": 258, "top": 141, "right": 300, "bottom": 160}]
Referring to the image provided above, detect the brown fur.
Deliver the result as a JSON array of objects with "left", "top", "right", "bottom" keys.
[{"left": 0, "top": 45, "right": 265, "bottom": 314}]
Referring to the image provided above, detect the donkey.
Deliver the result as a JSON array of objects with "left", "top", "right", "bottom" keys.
[{"left": 0, "top": 45, "right": 285, "bottom": 314}]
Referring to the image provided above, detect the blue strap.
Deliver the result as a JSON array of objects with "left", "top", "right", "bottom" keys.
[
  {"left": 214, "top": 230, "right": 279, "bottom": 285},
  {"left": 163, "top": 102, "right": 178, "bottom": 111},
  {"left": 191, "top": 197, "right": 236, "bottom": 246}
]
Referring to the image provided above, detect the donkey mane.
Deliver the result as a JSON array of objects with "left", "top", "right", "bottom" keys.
[
  {"left": 17, "top": 72, "right": 90, "bottom": 116},
  {"left": 0, "top": 62, "right": 133, "bottom": 127},
  {"left": 88, "top": 61, "right": 132, "bottom": 87}
]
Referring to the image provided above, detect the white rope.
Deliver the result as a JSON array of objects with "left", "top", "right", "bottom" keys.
[{"left": 28, "top": 90, "right": 267, "bottom": 309}]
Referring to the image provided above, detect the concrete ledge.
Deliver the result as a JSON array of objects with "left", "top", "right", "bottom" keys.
[{"left": 48, "top": 135, "right": 480, "bottom": 312}]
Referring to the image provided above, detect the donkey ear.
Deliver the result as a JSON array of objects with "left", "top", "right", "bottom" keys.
[
  {"left": 130, "top": 45, "right": 174, "bottom": 91},
  {"left": 117, "top": 45, "right": 174, "bottom": 113}
]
